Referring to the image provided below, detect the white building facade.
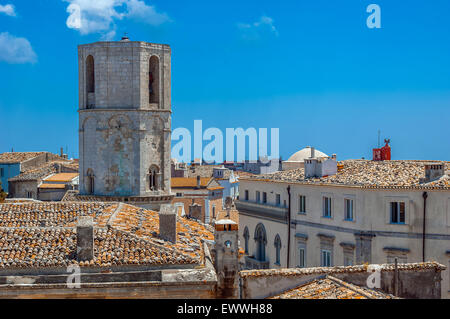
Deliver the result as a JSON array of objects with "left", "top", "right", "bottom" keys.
[{"left": 237, "top": 160, "right": 450, "bottom": 298}]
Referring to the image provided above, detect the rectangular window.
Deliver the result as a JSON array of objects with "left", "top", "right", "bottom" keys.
[
  {"left": 244, "top": 190, "right": 249, "bottom": 201},
  {"left": 256, "top": 191, "right": 261, "bottom": 203},
  {"left": 299, "top": 195, "right": 306, "bottom": 213},
  {"left": 27, "top": 191, "right": 32, "bottom": 198},
  {"left": 0, "top": 168, "right": 3, "bottom": 177},
  {"left": 263, "top": 192, "right": 267, "bottom": 204},
  {"left": 345, "top": 199, "right": 354, "bottom": 221},
  {"left": 176, "top": 192, "right": 182, "bottom": 197},
  {"left": 390, "top": 202, "right": 406, "bottom": 224},
  {"left": 344, "top": 255, "right": 354, "bottom": 266},
  {"left": 299, "top": 247, "right": 306, "bottom": 268},
  {"left": 321, "top": 249, "right": 332, "bottom": 267},
  {"left": 276, "top": 194, "right": 281, "bottom": 206},
  {"left": 387, "top": 255, "right": 407, "bottom": 264},
  {"left": 323, "top": 197, "right": 332, "bottom": 218}
]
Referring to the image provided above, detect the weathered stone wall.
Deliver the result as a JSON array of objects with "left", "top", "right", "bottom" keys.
[
  {"left": 77, "top": 40, "right": 172, "bottom": 198},
  {"left": 8, "top": 180, "right": 37, "bottom": 199},
  {"left": 240, "top": 265, "right": 444, "bottom": 299}
]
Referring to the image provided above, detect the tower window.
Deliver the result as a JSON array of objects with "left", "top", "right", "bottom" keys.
[
  {"left": 86, "top": 169, "right": 94, "bottom": 195},
  {"left": 149, "top": 165, "right": 160, "bottom": 191},
  {"left": 86, "top": 55, "right": 95, "bottom": 109},
  {"left": 149, "top": 56, "right": 160, "bottom": 104}
]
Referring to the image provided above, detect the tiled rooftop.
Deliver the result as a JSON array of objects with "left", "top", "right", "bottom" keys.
[
  {"left": 245, "top": 160, "right": 450, "bottom": 189},
  {"left": 44, "top": 173, "right": 78, "bottom": 182},
  {"left": 268, "top": 275, "right": 399, "bottom": 299},
  {"left": 8, "top": 161, "right": 78, "bottom": 182},
  {"left": 185, "top": 165, "right": 234, "bottom": 180},
  {"left": 171, "top": 177, "right": 212, "bottom": 188},
  {"left": 0, "top": 202, "right": 214, "bottom": 269},
  {"left": 0, "top": 152, "right": 46, "bottom": 164},
  {"left": 240, "top": 262, "right": 446, "bottom": 278}
]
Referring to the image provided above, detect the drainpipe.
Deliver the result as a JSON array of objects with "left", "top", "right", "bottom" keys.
[
  {"left": 422, "top": 191, "right": 428, "bottom": 262},
  {"left": 287, "top": 185, "right": 291, "bottom": 268}
]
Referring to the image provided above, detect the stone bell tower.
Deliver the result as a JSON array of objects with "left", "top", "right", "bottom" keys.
[{"left": 78, "top": 36, "right": 173, "bottom": 209}]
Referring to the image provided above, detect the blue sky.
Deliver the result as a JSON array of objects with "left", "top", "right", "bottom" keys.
[{"left": 0, "top": 0, "right": 449, "bottom": 161}]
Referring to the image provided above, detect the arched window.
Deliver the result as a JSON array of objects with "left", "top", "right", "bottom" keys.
[
  {"left": 149, "top": 165, "right": 160, "bottom": 191},
  {"left": 274, "top": 234, "right": 282, "bottom": 265},
  {"left": 254, "top": 223, "right": 267, "bottom": 261},
  {"left": 86, "top": 55, "right": 95, "bottom": 108},
  {"left": 86, "top": 169, "right": 94, "bottom": 194},
  {"left": 149, "top": 55, "right": 160, "bottom": 104},
  {"left": 243, "top": 226, "right": 250, "bottom": 254}
]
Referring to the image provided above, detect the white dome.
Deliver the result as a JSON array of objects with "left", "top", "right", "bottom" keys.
[{"left": 286, "top": 146, "right": 328, "bottom": 162}]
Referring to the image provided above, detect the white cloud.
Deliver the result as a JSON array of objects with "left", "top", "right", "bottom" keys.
[
  {"left": 63, "top": 0, "right": 170, "bottom": 38},
  {"left": 237, "top": 15, "right": 279, "bottom": 40},
  {"left": 0, "top": 32, "right": 37, "bottom": 64},
  {"left": 0, "top": 4, "right": 16, "bottom": 16},
  {"left": 126, "top": 0, "right": 170, "bottom": 26}
]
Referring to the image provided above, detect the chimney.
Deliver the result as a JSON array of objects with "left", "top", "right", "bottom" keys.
[
  {"left": 76, "top": 216, "right": 94, "bottom": 261},
  {"left": 60, "top": 147, "right": 64, "bottom": 157},
  {"left": 196, "top": 175, "right": 201, "bottom": 189},
  {"left": 424, "top": 163, "right": 445, "bottom": 182},
  {"left": 332, "top": 154, "right": 337, "bottom": 161},
  {"left": 310, "top": 147, "right": 315, "bottom": 158},
  {"left": 159, "top": 204, "right": 177, "bottom": 243}
]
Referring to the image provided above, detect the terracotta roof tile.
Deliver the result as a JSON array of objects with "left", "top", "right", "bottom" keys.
[
  {"left": 268, "top": 275, "right": 399, "bottom": 299},
  {"left": 0, "top": 152, "right": 46, "bottom": 164},
  {"left": 246, "top": 160, "right": 450, "bottom": 189},
  {"left": 0, "top": 202, "right": 213, "bottom": 269}
]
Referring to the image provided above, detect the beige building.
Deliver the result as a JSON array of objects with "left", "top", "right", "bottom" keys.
[{"left": 236, "top": 159, "right": 450, "bottom": 298}]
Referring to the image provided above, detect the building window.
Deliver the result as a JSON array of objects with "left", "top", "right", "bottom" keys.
[
  {"left": 212, "top": 205, "right": 216, "bottom": 219},
  {"left": 86, "top": 55, "right": 95, "bottom": 93},
  {"left": 276, "top": 194, "right": 281, "bottom": 206},
  {"left": 254, "top": 223, "right": 267, "bottom": 261},
  {"left": 176, "top": 192, "right": 182, "bottom": 197},
  {"left": 345, "top": 199, "right": 354, "bottom": 221},
  {"left": 86, "top": 168, "right": 94, "bottom": 195},
  {"left": 85, "top": 55, "right": 95, "bottom": 109},
  {"left": 243, "top": 227, "right": 249, "bottom": 254},
  {"left": 149, "top": 55, "right": 160, "bottom": 104},
  {"left": 387, "top": 255, "right": 407, "bottom": 264},
  {"left": 262, "top": 192, "right": 267, "bottom": 204},
  {"left": 27, "top": 191, "right": 33, "bottom": 198},
  {"left": 299, "top": 247, "right": 306, "bottom": 268},
  {"left": 321, "top": 249, "right": 332, "bottom": 267},
  {"left": 390, "top": 202, "right": 406, "bottom": 224},
  {"left": 323, "top": 196, "right": 332, "bottom": 218},
  {"left": 244, "top": 190, "right": 249, "bottom": 201},
  {"left": 344, "top": 255, "right": 354, "bottom": 266},
  {"left": 274, "top": 234, "right": 282, "bottom": 265},
  {"left": 299, "top": 195, "right": 306, "bottom": 214},
  {"left": 0, "top": 167, "right": 4, "bottom": 177},
  {"left": 256, "top": 191, "right": 261, "bottom": 203},
  {"left": 149, "top": 165, "right": 160, "bottom": 191}
]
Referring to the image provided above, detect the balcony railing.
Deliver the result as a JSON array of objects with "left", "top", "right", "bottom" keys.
[{"left": 235, "top": 200, "right": 288, "bottom": 223}]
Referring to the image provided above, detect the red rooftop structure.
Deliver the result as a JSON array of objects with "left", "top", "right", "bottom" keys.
[{"left": 373, "top": 139, "right": 391, "bottom": 161}]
